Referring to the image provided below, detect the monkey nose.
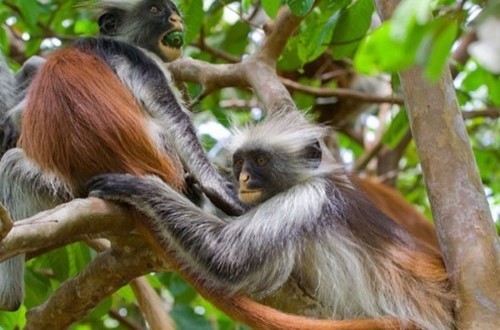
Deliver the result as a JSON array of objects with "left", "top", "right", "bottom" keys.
[
  {"left": 240, "top": 173, "right": 250, "bottom": 183},
  {"left": 169, "top": 14, "right": 182, "bottom": 24}
]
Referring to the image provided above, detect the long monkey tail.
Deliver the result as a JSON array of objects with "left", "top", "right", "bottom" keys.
[
  {"left": 19, "top": 47, "right": 184, "bottom": 193},
  {"left": 137, "top": 225, "right": 410, "bottom": 330}
]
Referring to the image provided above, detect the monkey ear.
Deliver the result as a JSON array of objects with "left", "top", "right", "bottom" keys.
[
  {"left": 98, "top": 13, "right": 119, "bottom": 36},
  {"left": 304, "top": 140, "right": 322, "bottom": 168}
]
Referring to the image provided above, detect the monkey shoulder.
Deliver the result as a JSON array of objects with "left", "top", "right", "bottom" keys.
[{"left": 72, "top": 37, "right": 157, "bottom": 70}]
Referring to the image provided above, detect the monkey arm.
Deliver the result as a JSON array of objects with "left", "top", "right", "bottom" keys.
[
  {"left": 14, "top": 56, "right": 46, "bottom": 102},
  {"left": 0, "top": 148, "right": 72, "bottom": 310},
  {"left": 1, "top": 56, "right": 46, "bottom": 155},
  {"left": 87, "top": 173, "right": 327, "bottom": 297}
]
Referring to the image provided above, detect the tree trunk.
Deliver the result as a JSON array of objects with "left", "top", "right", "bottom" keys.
[{"left": 374, "top": 1, "right": 500, "bottom": 328}]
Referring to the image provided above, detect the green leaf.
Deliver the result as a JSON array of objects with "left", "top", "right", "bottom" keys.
[
  {"left": 262, "top": 0, "right": 281, "bottom": 18},
  {"left": 279, "top": 0, "right": 348, "bottom": 69},
  {"left": 331, "top": 0, "right": 374, "bottom": 59},
  {"left": 89, "top": 297, "right": 112, "bottom": 319},
  {"left": 180, "top": 0, "right": 204, "bottom": 44},
  {"left": 391, "top": 0, "right": 433, "bottom": 40},
  {"left": 172, "top": 304, "right": 212, "bottom": 330},
  {"left": 461, "top": 65, "right": 487, "bottom": 91},
  {"left": 74, "top": 19, "right": 98, "bottom": 36},
  {"left": 221, "top": 21, "right": 250, "bottom": 55},
  {"left": 485, "top": 72, "right": 500, "bottom": 106},
  {"left": 24, "top": 268, "right": 52, "bottom": 308},
  {"left": 286, "top": 0, "right": 314, "bottom": 17},
  {"left": 66, "top": 243, "right": 92, "bottom": 278},
  {"left": 18, "top": 0, "right": 42, "bottom": 29},
  {"left": 241, "top": 0, "right": 252, "bottom": 13},
  {"left": 0, "top": 305, "right": 26, "bottom": 330},
  {"left": 382, "top": 109, "right": 410, "bottom": 149},
  {"left": 354, "top": 23, "right": 415, "bottom": 74},
  {"left": 116, "top": 284, "right": 137, "bottom": 304},
  {"left": 159, "top": 273, "right": 198, "bottom": 303},
  {"left": 423, "top": 18, "right": 459, "bottom": 81},
  {"left": 24, "top": 38, "right": 41, "bottom": 57},
  {"left": 204, "top": 5, "right": 224, "bottom": 32},
  {"left": 42, "top": 246, "right": 70, "bottom": 281}
]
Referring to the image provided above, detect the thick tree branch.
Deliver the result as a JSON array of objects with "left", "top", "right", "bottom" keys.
[
  {"left": 0, "top": 198, "right": 134, "bottom": 262},
  {"left": 255, "top": 7, "right": 303, "bottom": 65},
  {"left": 87, "top": 239, "right": 176, "bottom": 330},
  {"left": 24, "top": 235, "right": 164, "bottom": 330},
  {"left": 374, "top": 1, "right": 500, "bottom": 329},
  {"left": 168, "top": 5, "right": 306, "bottom": 114}
]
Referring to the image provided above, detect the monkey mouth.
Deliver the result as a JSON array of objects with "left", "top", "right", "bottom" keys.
[
  {"left": 161, "top": 29, "right": 185, "bottom": 49},
  {"left": 239, "top": 189, "right": 263, "bottom": 205}
]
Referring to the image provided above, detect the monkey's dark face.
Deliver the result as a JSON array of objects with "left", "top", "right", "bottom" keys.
[
  {"left": 232, "top": 148, "right": 294, "bottom": 206},
  {"left": 99, "top": 0, "right": 184, "bottom": 62}
]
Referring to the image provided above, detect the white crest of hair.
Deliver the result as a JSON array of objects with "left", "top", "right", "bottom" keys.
[
  {"left": 95, "top": 0, "right": 142, "bottom": 11},
  {"left": 230, "top": 110, "right": 325, "bottom": 155},
  {"left": 230, "top": 110, "right": 344, "bottom": 182}
]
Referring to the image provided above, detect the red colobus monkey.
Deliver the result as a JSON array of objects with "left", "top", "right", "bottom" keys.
[
  {"left": 88, "top": 111, "right": 456, "bottom": 330},
  {"left": 0, "top": 0, "right": 243, "bottom": 311}
]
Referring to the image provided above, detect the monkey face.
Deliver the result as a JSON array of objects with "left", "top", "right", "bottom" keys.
[
  {"left": 157, "top": 10, "right": 184, "bottom": 61},
  {"left": 98, "top": 0, "right": 185, "bottom": 62},
  {"left": 233, "top": 149, "right": 289, "bottom": 206}
]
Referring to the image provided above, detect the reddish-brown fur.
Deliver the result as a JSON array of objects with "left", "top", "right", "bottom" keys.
[
  {"left": 18, "top": 47, "right": 442, "bottom": 328},
  {"left": 354, "top": 177, "right": 439, "bottom": 248},
  {"left": 19, "top": 48, "right": 184, "bottom": 194}
]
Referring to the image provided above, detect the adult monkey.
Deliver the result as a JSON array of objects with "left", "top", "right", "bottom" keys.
[
  {"left": 88, "top": 111, "right": 456, "bottom": 330},
  {"left": 0, "top": 0, "right": 245, "bottom": 311}
]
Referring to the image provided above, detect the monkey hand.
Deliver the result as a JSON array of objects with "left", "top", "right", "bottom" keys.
[
  {"left": 88, "top": 173, "right": 158, "bottom": 204},
  {"left": 183, "top": 172, "right": 204, "bottom": 206},
  {"left": 200, "top": 178, "right": 245, "bottom": 217},
  {"left": 87, "top": 173, "right": 183, "bottom": 210}
]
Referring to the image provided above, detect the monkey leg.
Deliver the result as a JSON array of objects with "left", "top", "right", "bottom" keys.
[{"left": 0, "top": 148, "right": 71, "bottom": 310}]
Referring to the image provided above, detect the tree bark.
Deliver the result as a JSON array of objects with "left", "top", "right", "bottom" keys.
[{"left": 374, "top": 1, "right": 500, "bottom": 328}]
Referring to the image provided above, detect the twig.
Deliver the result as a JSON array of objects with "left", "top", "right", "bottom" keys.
[
  {"left": 109, "top": 309, "right": 145, "bottom": 330},
  {"left": 191, "top": 40, "right": 241, "bottom": 63},
  {"left": 281, "top": 77, "right": 404, "bottom": 105},
  {"left": 462, "top": 108, "right": 500, "bottom": 120}
]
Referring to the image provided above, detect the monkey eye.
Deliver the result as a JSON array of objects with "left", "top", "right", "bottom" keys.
[
  {"left": 255, "top": 155, "right": 269, "bottom": 167},
  {"left": 233, "top": 158, "right": 244, "bottom": 169},
  {"left": 150, "top": 6, "right": 161, "bottom": 14}
]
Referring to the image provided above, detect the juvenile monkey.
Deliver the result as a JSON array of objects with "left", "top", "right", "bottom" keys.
[{"left": 88, "top": 111, "right": 455, "bottom": 330}]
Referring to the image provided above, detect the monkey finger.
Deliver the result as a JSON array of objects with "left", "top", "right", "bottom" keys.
[
  {"left": 86, "top": 173, "right": 144, "bottom": 200},
  {"left": 203, "top": 186, "right": 245, "bottom": 216}
]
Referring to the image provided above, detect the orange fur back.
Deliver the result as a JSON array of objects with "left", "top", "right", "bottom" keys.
[
  {"left": 354, "top": 177, "right": 439, "bottom": 248},
  {"left": 19, "top": 48, "right": 184, "bottom": 194}
]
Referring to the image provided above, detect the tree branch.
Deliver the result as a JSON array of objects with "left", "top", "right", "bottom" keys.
[
  {"left": 0, "top": 198, "right": 134, "bottom": 262},
  {"left": 87, "top": 239, "right": 176, "bottom": 330},
  {"left": 24, "top": 235, "right": 164, "bottom": 330},
  {"left": 462, "top": 108, "right": 500, "bottom": 120},
  {"left": 281, "top": 77, "right": 404, "bottom": 105}
]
